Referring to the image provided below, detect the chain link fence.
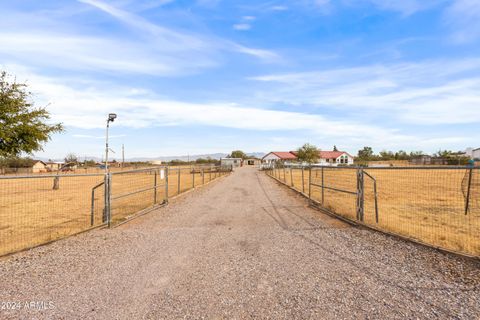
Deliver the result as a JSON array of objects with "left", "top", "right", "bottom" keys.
[
  {"left": 265, "top": 164, "right": 480, "bottom": 257},
  {"left": 0, "top": 165, "right": 232, "bottom": 256}
]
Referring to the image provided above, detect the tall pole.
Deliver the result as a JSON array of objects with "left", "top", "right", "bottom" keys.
[{"left": 105, "top": 120, "right": 110, "bottom": 173}]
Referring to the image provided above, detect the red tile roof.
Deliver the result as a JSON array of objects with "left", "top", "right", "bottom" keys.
[
  {"left": 270, "top": 152, "right": 297, "bottom": 160},
  {"left": 264, "top": 150, "right": 352, "bottom": 161},
  {"left": 319, "top": 151, "right": 346, "bottom": 159}
]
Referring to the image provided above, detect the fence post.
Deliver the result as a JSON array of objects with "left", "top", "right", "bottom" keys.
[
  {"left": 177, "top": 168, "right": 181, "bottom": 195},
  {"left": 301, "top": 166, "right": 305, "bottom": 193},
  {"left": 91, "top": 188, "right": 95, "bottom": 226},
  {"left": 356, "top": 168, "right": 364, "bottom": 222},
  {"left": 465, "top": 167, "right": 473, "bottom": 215},
  {"left": 308, "top": 166, "right": 312, "bottom": 204},
  {"left": 202, "top": 169, "right": 205, "bottom": 185},
  {"left": 290, "top": 167, "right": 294, "bottom": 187},
  {"left": 103, "top": 173, "right": 112, "bottom": 227},
  {"left": 192, "top": 167, "right": 195, "bottom": 188},
  {"left": 321, "top": 167, "right": 325, "bottom": 205},
  {"left": 165, "top": 167, "right": 169, "bottom": 204},
  {"left": 154, "top": 170, "right": 158, "bottom": 205},
  {"left": 283, "top": 165, "right": 286, "bottom": 183}
]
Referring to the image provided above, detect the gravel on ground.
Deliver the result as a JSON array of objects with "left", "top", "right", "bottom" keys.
[{"left": 0, "top": 167, "right": 479, "bottom": 319}]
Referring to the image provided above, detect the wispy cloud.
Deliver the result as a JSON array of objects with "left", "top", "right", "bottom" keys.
[
  {"left": 271, "top": 5, "right": 288, "bottom": 11},
  {"left": 344, "top": 0, "right": 443, "bottom": 16},
  {"left": 444, "top": 0, "right": 480, "bottom": 43},
  {"left": 73, "top": 134, "right": 127, "bottom": 139},
  {"left": 251, "top": 58, "right": 480, "bottom": 125},
  {"left": 9, "top": 67, "right": 401, "bottom": 146},
  {"left": 78, "top": 0, "right": 278, "bottom": 61},
  {"left": 233, "top": 23, "right": 251, "bottom": 31}
]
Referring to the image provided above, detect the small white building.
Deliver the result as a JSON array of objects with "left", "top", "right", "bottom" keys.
[
  {"left": 221, "top": 158, "right": 242, "bottom": 168},
  {"left": 466, "top": 147, "right": 480, "bottom": 160}
]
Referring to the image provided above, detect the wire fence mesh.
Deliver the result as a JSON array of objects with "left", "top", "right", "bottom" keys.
[
  {"left": 265, "top": 164, "right": 480, "bottom": 257},
  {"left": 0, "top": 173, "right": 105, "bottom": 256},
  {"left": 0, "top": 165, "right": 231, "bottom": 256}
]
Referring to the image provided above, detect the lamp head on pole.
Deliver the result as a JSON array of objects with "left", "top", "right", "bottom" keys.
[{"left": 108, "top": 113, "right": 117, "bottom": 122}]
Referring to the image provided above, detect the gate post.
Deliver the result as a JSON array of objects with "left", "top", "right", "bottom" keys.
[
  {"left": 154, "top": 170, "right": 158, "bottom": 205},
  {"left": 356, "top": 168, "right": 364, "bottom": 222},
  {"left": 103, "top": 173, "right": 112, "bottom": 227}
]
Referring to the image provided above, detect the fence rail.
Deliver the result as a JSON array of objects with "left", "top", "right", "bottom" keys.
[
  {"left": 265, "top": 164, "right": 480, "bottom": 257},
  {"left": 0, "top": 165, "right": 232, "bottom": 256}
]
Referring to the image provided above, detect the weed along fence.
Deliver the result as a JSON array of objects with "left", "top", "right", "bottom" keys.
[
  {"left": 266, "top": 164, "right": 480, "bottom": 257},
  {"left": 0, "top": 165, "right": 232, "bottom": 256}
]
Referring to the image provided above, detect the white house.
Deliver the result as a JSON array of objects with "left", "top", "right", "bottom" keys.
[
  {"left": 262, "top": 150, "right": 354, "bottom": 166},
  {"left": 466, "top": 147, "right": 480, "bottom": 160},
  {"left": 262, "top": 152, "right": 298, "bottom": 165}
]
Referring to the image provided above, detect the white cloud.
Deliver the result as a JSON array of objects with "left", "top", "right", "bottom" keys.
[
  {"left": 344, "top": 0, "right": 443, "bottom": 16},
  {"left": 444, "top": 0, "right": 480, "bottom": 43},
  {"left": 8, "top": 66, "right": 401, "bottom": 147},
  {"left": 233, "top": 23, "right": 251, "bottom": 31},
  {"left": 271, "top": 5, "right": 288, "bottom": 11},
  {"left": 73, "top": 134, "right": 127, "bottom": 139},
  {"left": 78, "top": 0, "right": 278, "bottom": 61},
  {"left": 242, "top": 16, "right": 256, "bottom": 21},
  {"left": 251, "top": 58, "right": 480, "bottom": 125}
]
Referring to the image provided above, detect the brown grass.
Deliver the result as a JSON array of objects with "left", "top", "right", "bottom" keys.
[
  {"left": 0, "top": 166, "right": 228, "bottom": 256},
  {"left": 271, "top": 167, "right": 480, "bottom": 256}
]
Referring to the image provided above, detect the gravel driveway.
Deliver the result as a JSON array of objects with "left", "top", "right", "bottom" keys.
[{"left": 0, "top": 167, "right": 479, "bottom": 319}]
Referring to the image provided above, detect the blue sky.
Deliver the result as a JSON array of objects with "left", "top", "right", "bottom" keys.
[{"left": 1, "top": 0, "right": 479, "bottom": 159}]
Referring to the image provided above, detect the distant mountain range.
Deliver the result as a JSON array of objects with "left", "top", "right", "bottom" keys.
[{"left": 38, "top": 152, "right": 266, "bottom": 163}]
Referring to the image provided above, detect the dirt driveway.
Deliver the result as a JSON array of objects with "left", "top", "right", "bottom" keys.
[{"left": 0, "top": 167, "right": 479, "bottom": 319}]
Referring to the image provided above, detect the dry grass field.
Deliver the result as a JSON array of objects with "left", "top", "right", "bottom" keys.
[
  {"left": 270, "top": 167, "right": 480, "bottom": 256},
  {"left": 0, "top": 166, "right": 228, "bottom": 256}
]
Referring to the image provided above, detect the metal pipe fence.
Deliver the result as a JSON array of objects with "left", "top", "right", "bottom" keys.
[
  {"left": 265, "top": 163, "right": 480, "bottom": 257},
  {"left": 0, "top": 164, "right": 232, "bottom": 256}
]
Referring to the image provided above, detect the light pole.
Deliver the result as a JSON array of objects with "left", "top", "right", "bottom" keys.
[{"left": 105, "top": 113, "right": 117, "bottom": 173}]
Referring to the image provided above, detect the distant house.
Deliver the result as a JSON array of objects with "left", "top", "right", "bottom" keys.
[
  {"left": 221, "top": 158, "right": 242, "bottom": 168},
  {"left": 262, "top": 152, "right": 298, "bottom": 164},
  {"left": 30, "top": 160, "right": 47, "bottom": 173},
  {"left": 262, "top": 150, "right": 354, "bottom": 166},
  {"left": 466, "top": 147, "right": 480, "bottom": 160},
  {"left": 46, "top": 161, "right": 64, "bottom": 171}
]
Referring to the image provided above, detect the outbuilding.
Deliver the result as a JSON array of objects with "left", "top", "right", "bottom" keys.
[
  {"left": 220, "top": 158, "right": 243, "bottom": 168},
  {"left": 244, "top": 158, "right": 261, "bottom": 166}
]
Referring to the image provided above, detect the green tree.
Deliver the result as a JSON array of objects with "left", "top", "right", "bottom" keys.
[
  {"left": 379, "top": 150, "right": 394, "bottom": 160},
  {"left": 394, "top": 150, "right": 409, "bottom": 160},
  {"left": 296, "top": 143, "right": 320, "bottom": 164},
  {"left": 333, "top": 145, "right": 338, "bottom": 151},
  {"left": 0, "top": 71, "right": 64, "bottom": 157},
  {"left": 230, "top": 150, "right": 247, "bottom": 159},
  {"left": 357, "top": 146, "right": 374, "bottom": 160}
]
